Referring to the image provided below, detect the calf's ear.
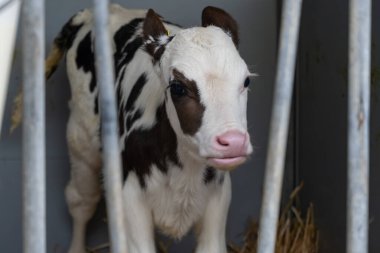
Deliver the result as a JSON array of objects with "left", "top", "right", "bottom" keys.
[
  {"left": 202, "top": 6, "right": 239, "bottom": 47},
  {"left": 143, "top": 9, "right": 170, "bottom": 61}
]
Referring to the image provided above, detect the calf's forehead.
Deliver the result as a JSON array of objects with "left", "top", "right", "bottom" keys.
[{"left": 164, "top": 27, "right": 248, "bottom": 84}]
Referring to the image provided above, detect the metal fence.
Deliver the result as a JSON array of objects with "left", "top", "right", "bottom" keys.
[
  {"left": 10, "top": 0, "right": 372, "bottom": 252},
  {"left": 21, "top": 0, "right": 45, "bottom": 252},
  {"left": 257, "top": 1, "right": 371, "bottom": 253},
  {"left": 21, "top": 0, "right": 127, "bottom": 253}
]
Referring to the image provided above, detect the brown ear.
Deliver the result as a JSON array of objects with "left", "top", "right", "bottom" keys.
[
  {"left": 202, "top": 6, "right": 239, "bottom": 47},
  {"left": 143, "top": 9, "right": 169, "bottom": 60},
  {"left": 143, "top": 9, "right": 168, "bottom": 41}
]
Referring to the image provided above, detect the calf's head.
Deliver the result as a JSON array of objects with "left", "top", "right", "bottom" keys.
[{"left": 143, "top": 6, "right": 253, "bottom": 171}]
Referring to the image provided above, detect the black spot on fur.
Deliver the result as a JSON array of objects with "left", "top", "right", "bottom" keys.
[
  {"left": 112, "top": 19, "right": 146, "bottom": 135},
  {"left": 153, "top": 45, "right": 166, "bottom": 63},
  {"left": 126, "top": 110, "right": 142, "bottom": 130},
  {"left": 54, "top": 15, "right": 83, "bottom": 51},
  {"left": 115, "top": 37, "right": 144, "bottom": 75},
  {"left": 45, "top": 14, "right": 83, "bottom": 80},
  {"left": 126, "top": 73, "right": 147, "bottom": 112},
  {"left": 114, "top": 19, "right": 144, "bottom": 75},
  {"left": 114, "top": 18, "right": 143, "bottom": 52},
  {"left": 123, "top": 37, "right": 144, "bottom": 65},
  {"left": 204, "top": 167, "right": 216, "bottom": 184},
  {"left": 116, "top": 68, "right": 127, "bottom": 136},
  {"left": 122, "top": 104, "right": 181, "bottom": 188},
  {"left": 76, "top": 32, "right": 97, "bottom": 93},
  {"left": 118, "top": 110, "right": 125, "bottom": 136}
]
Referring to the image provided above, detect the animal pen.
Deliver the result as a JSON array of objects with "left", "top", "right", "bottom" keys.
[{"left": 0, "top": 0, "right": 379, "bottom": 253}]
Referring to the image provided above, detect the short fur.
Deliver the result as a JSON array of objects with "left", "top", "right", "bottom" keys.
[{"left": 13, "top": 4, "right": 253, "bottom": 253}]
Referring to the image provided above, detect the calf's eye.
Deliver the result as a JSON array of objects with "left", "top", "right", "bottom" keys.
[
  {"left": 169, "top": 80, "right": 187, "bottom": 97},
  {"left": 244, "top": 77, "right": 250, "bottom": 88}
]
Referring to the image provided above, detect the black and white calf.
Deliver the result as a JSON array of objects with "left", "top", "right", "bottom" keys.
[{"left": 44, "top": 4, "right": 253, "bottom": 253}]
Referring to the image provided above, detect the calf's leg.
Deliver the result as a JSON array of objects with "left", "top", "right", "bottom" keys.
[
  {"left": 123, "top": 173, "right": 156, "bottom": 253},
  {"left": 65, "top": 158, "right": 101, "bottom": 253},
  {"left": 195, "top": 173, "right": 232, "bottom": 253},
  {"left": 65, "top": 117, "right": 102, "bottom": 253}
]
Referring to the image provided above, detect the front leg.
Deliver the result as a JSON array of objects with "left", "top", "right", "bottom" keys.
[
  {"left": 123, "top": 172, "right": 156, "bottom": 253},
  {"left": 195, "top": 173, "right": 232, "bottom": 253}
]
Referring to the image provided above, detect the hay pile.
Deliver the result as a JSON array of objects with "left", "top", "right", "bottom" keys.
[{"left": 228, "top": 183, "right": 319, "bottom": 253}]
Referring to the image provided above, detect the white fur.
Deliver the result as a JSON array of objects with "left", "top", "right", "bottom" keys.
[
  {"left": 161, "top": 26, "right": 253, "bottom": 159},
  {"left": 62, "top": 4, "right": 252, "bottom": 253}
]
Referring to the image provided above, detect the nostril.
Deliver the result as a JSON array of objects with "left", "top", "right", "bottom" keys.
[
  {"left": 215, "top": 130, "right": 247, "bottom": 151},
  {"left": 217, "top": 136, "right": 230, "bottom": 147}
]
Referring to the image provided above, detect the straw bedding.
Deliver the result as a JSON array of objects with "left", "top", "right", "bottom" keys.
[{"left": 227, "top": 183, "right": 319, "bottom": 253}]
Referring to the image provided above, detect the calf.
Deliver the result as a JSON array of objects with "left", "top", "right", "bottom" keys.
[{"left": 30, "top": 4, "right": 253, "bottom": 253}]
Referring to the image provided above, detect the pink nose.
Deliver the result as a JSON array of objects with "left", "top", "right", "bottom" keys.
[{"left": 215, "top": 130, "right": 249, "bottom": 157}]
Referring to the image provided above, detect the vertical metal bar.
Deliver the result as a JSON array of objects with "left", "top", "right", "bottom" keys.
[
  {"left": 93, "top": 1, "right": 127, "bottom": 253},
  {"left": 347, "top": 0, "right": 371, "bottom": 252},
  {"left": 257, "top": 0, "right": 303, "bottom": 253},
  {"left": 21, "top": 0, "right": 46, "bottom": 252}
]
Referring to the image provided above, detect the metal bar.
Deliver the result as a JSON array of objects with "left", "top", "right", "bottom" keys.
[
  {"left": 256, "top": 0, "right": 303, "bottom": 253},
  {"left": 21, "top": 0, "right": 46, "bottom": 252},
  {"left": 93, "top": 1, "right": 127, "bottom": 253},
  {"left": 347, "top": 0, "right": 371, "bottom": 252}
]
